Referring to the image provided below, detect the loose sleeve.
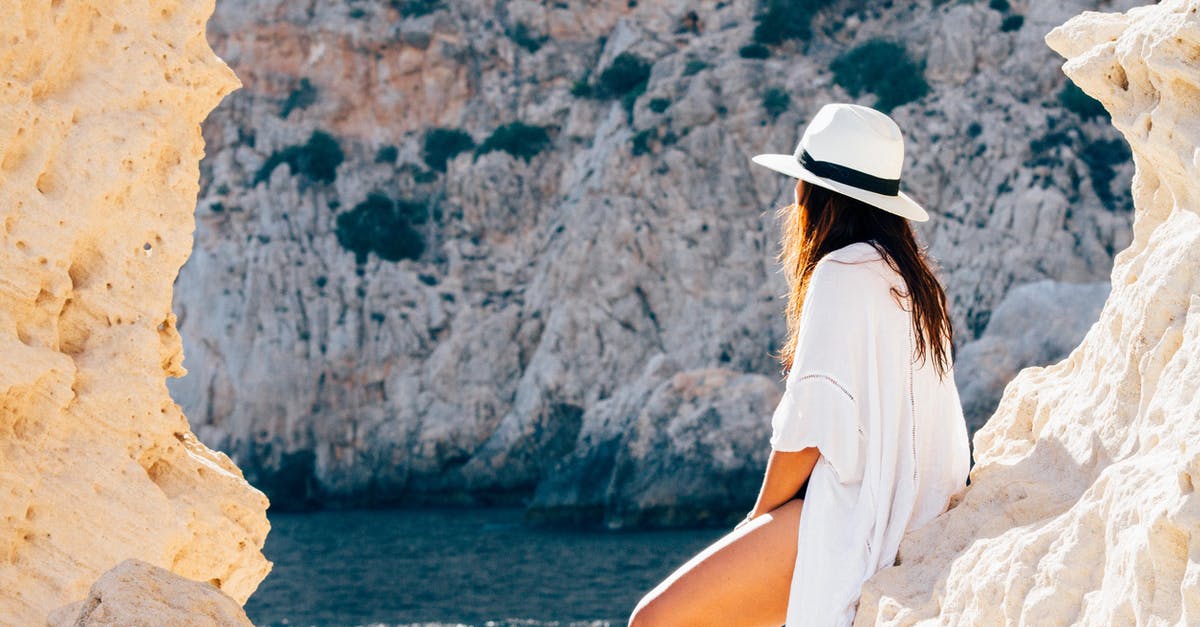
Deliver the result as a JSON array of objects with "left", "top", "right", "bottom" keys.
[{"left": 769, "top": 261, "right": 868, "bottom": 486}]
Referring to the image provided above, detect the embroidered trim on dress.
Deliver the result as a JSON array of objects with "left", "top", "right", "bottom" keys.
[
  {"left": 794, "top": 373, "right": 855, "bottom": 403},
  {"left": 908, "top": 321, "right": 918, "bottom": 482}
]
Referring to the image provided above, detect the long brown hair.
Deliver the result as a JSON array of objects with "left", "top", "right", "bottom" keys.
[{"left": 772, "top": 179, "right": 954, "bottom": 381}]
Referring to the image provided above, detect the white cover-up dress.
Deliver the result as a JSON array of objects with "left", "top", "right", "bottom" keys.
[{"left": 769, "top": 241, "right": 972, "bottom": 627}]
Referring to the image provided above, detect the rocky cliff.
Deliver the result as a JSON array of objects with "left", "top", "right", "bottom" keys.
[
  {"left": 0, "top": 1, "right": 270, "bottom": 622},
  {"left": 170, "top": 0, "right": 1138, "bottom": 518},
  {"left": 857, "top": 0, "right": 1200, "bottom": 622}
]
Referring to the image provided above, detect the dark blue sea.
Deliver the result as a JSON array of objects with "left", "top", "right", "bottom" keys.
[{"left": 245, "top": 506, "right": 726, "bottom": 626}]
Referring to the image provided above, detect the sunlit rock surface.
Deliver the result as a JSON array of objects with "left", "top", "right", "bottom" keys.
[
  {"left": 857, "top": 1, "right": 1200, "bottom": 623},
  {"left": 0, "top": 1, "right": 270, "bottom": 623}
]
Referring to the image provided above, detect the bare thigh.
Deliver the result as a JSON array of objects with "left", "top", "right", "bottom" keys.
[{"left": 627, "top": 498, "right": 804, "bottom": 627}]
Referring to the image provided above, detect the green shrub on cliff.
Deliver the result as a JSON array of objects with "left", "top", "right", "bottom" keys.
[
  {"left": 831, "top": 39, "right": 928, "bottom": 113},
  {"left": 280, "top": 78, "right": 318, "bottom": 118},
  {"left": 597, "top": 52, "right": 652, "bottom": 99},
  {"left": 475, "top": 121, "right": 551, "bottom": 163},
  {"left": 631, "top": 128, "right": 657, "bottom": 156},
  {"left": 762, "top": 87, "right": 790, "bottom": 119},
  {"left": 1059, "top": 82, "right": 1108, "bottom": 121},
  {"left": 739, "top": 43, "right": 771, "bottom": 59},
  {"left": 752, "top": 0, "right": 822, "bottom": 44},
  {"left": 1079, "top": 138, "right": 1132, "bottom": 211},
  {"left": 375, "top": 144, "right": 399, "bottom": 164},
  {"left": 508, "top": 22, "right": 549, "bottom": 53},
  {"left": 423, "top": 128, "right": 475, "bottom": 172},
  {"left": 334, "top": 192, "right": 427, "bottom": 264},
  {"left": 392, "top": 0, "right": 442, "bottom": 17},
  {"left": 255, "top": 130, "right": 344, "bottom": 185},
  {"left": 597, "top": 52, "right": 653, "bottom": 120},
  {"left": 682, "top": 59, "right": 708, "bottom": 76},
  {"left": 1000, "top": 14, "right": 1024, "bottom": 32}
]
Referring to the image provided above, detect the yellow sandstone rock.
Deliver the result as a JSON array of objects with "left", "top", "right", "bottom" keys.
[
  {"left": 857, "top": 1, "right": 1200, "bottom": 624},
  {"left": 0, "top": 0, "right": 270, "bottom": 624}
]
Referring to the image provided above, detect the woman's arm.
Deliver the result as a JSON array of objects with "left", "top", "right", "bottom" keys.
[{"left": 744, "top": 447, "right": 821, "bottom": 522}]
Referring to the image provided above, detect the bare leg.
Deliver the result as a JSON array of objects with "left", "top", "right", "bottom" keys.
[{"left": 627, "top": 498, "right": 804, "bottom": 627}]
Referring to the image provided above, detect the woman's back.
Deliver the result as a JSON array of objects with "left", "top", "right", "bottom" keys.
[
  {"left": 828, "top": 241, "right": 970, "bottom": 568},
  {"left": 772, "top": 240, "right": 971, "bottom": 626}
]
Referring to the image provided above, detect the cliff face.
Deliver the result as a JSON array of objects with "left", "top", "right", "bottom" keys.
[
  {"left": 171, "top": 0, "right": 1139, "bottom": 515},
  {"left": 857, "top": 1, "right": 1200, "bottom": 623},
  {"left": 0, "top": 1, "right": 270, "bottom": 622}
]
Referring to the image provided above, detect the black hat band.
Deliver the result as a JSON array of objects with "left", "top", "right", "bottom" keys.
[{"left": 798, "top": 149, "right": 901, "bottom": 197}]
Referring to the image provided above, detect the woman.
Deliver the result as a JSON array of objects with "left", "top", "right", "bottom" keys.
[{"left": 628, "top": 103, "right": 972, "bottom": 627}]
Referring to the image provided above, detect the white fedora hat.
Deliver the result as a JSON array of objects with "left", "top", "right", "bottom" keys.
[{"left": 751, "top": 103, "right": 929, "bottom": 222}]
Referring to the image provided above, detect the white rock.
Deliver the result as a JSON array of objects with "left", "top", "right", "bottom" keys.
[{"left": 857, "top": 1, "right": 1200, "bottom": 623}]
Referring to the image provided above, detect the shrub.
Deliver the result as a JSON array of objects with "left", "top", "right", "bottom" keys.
[
  {"left": 648, "top": 97, "right": 671, "bottom": 113},
  {"left": 1031, "top": 130, "right": 1073, "bottom": 153},
  {"left": 988, "top": 0, "right": 1010, "bottom": 12},
  {"left": 375, "top": 145, "right": 399, "bottom": 164},
  {"left": 591, "top": 52, "right": 652, "bottom": 121},
  {"left": 683, "top": 59, "right": 708, "bottom": 76},
  {"left": 1079, "top": 138, "right": 1131, "bottom": 210},
  {"left": 475, "top": 121, "right": 551, "bottom": 163},
  {"left": 255, "top": 130, "right": 344, "bottom": 185},
  {"left": 570, "top": 76, "right": 593, "bottom": 97},
  {"left": 739, "top": 43, "right": 771, "bottom": 59},
  {"left": 831, "top": 39, "right": 929, "bottom": 113},
  {"left": 597, "top": 52, "right": 652, "bottom": 99},
  {"left": 392, "top": 0, "right": 442, "bottom": 17},
  {"left": 753, "top": 0, "right": 822, "bottom": 45},
  {"left": 280, "top": 78, "right": 318, "bottom": 118},
  {"left": 1059, "top": 82, "right": 1108, "bottom": 121},
  {"left": 967, "top": 121, "right": 982, "bottom": 138},
  {"left": 620, "top": 89, "right": 644, "bottom": 121},
  {"left": 423, "top": 128, "right": 475, "bottom": 172},
  {"left": 1024, "top": 129, "right": 1074, "bottom": 168},
  {"left": 334, "top": 192, "right": 426, "bottom": 264},
  {"left": 762, "top": 87, "right": 790, "bottom": 119},
  {"left": 631, "top": 128, "right": 657, "bottom": 156},
  {"left": 1000, "top": 15, "right": 1024, "bottom": 32},
  {"left": 508, "top": 22, "right": 548, "bottom": 53}
]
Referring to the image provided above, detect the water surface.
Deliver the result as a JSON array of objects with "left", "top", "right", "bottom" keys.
[{"left": 245, "top": 506, "right": 728, "bottom": 626}]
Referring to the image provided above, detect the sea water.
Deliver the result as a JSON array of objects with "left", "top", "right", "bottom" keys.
[{"left": 245, "top": 506, "right": 726, "bottom": 626}]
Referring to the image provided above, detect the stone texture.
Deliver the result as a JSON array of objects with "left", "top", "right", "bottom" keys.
[
  {"left": 46, "top": 559, "right": 252, "bottom": 627},
  {"left": 0, "top": 1, "right": 270, "bottom": 623},
  {"left": 954, "top": 279, "right": 1110, "bottom": 432},
  {"left": 525, "top": 354, "right": 779, "bottom": 529},
  {"left": 169, "top": 0, "right": 1139, "bottom": 517},
  {"left": 856, "top": 1, "right": 1200, "bottom": 623}
]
